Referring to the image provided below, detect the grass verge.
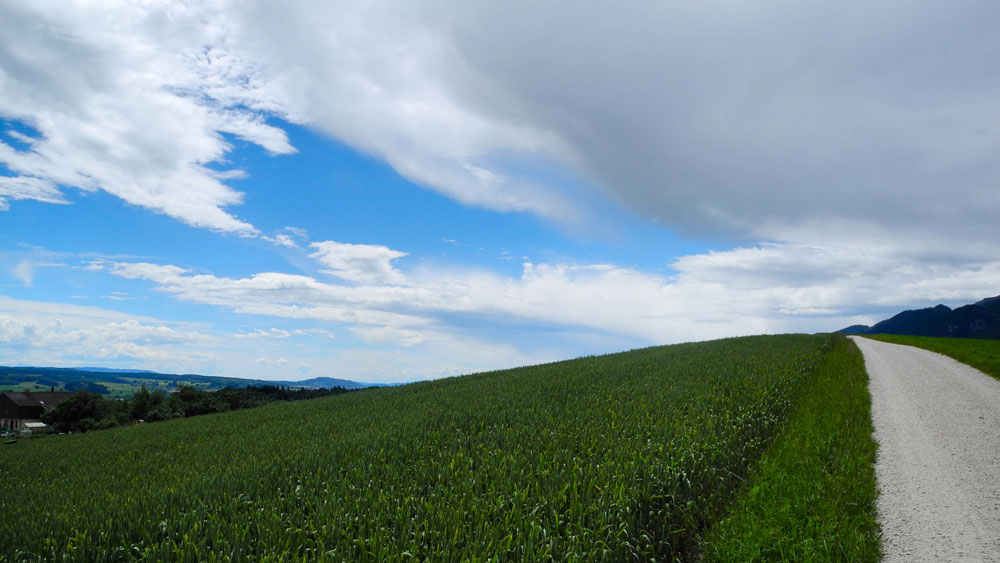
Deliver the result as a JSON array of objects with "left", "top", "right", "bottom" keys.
[
  {"left": 701, "top": 334, "right": 881, "bottom": 562},
  {"left": 865, "top": 334, "right": 1000, "bottom": 380}
]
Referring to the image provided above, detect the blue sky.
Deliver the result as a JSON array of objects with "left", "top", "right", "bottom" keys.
[{"left": 2, "top": 1, "right": 999, "bottom": 382}]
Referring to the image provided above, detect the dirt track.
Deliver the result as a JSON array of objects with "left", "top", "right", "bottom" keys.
[{"left": 850, "top": 336, "right": 1000, "bottom": 562}]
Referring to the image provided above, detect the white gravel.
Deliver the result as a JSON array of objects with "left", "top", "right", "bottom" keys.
[{"left": 850, "top": 336, "right": 1000, "bottom": 562}]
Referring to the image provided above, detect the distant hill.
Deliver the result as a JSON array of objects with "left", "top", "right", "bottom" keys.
[
  {"left": 294, "top": 376, "right": 389, "bottom": 389},
  {"left": 0, "top": 366, "right": 383, "bottom": 398},
  {"left": 73, "top": 367, "right": 159, "bottom": 374},
  {"left": 838, "top": 295, "right": 1000, "bottom": 339}
]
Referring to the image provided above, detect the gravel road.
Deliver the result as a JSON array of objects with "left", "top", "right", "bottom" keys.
[{"left": 850, "top": 336, "right": 1000, "bottom": 562}]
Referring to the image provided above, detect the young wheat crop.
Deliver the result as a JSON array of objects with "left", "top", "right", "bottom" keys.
[{"left": 1, "top": 335, "right": 830, "bottom": 561}]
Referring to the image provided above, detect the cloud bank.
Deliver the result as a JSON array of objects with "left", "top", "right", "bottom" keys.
[
  {"left": 93, "top": 238, "right": 1000, "bottom": 352},
  {"left": 5, "top": 233, "right": 999, "bottom": 381},
  {"left": 4, "top": 1, "right": 996, "bottom": 247},
  {"left": 0, "top": 296, "right": 213, "bottom": 365}
]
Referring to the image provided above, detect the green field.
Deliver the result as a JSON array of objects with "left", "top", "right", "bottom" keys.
[
  {"left": 0, "top": 382, "right": 54, "bottom": 393},
  {"left": 0, "top": 334, "right": 879, "bottom": 561},
  {"left": 865, "top": 334, "right": 1000, "bottom": 380}
]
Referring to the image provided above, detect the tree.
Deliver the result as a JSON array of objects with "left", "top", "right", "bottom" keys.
[
  {"left": 130, "top": 385, "right": 152, "bottom": 420},
  {"left": 42, "top": 391, "right": 124, "bottom": 433}
]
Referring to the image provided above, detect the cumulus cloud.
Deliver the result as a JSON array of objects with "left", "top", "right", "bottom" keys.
[
  {"left": 309, "top": 241, "right": 408, "bottom": 285},
  {"left": 0, "top": 294, "right": 541, "bottom": 382},
  {"left": 0, "top": 296, "right": 213, "bottom": 364}
]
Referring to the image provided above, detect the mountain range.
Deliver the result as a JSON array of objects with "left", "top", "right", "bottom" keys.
[{"left": 839, "top": 295, "right": 1000, "bottom": 339}]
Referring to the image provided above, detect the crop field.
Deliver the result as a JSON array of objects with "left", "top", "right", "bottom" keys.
[
  {"left": 865, "top": 334, "right": 1000, "bottom": 380},
  {"left": 0, "top": 382, "right": 53, "bottom": 393},
  {"left": 1, "top": 334, "right": 869, "bottom": 561}
]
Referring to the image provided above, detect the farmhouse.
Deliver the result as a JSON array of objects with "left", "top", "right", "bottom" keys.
[{"left": 0, "top": 391, "right": 75, "bottom": 433}]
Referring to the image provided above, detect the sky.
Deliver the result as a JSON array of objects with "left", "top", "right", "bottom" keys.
[{"left": 1, "top": 1, "right": 999, "bottom": 383}]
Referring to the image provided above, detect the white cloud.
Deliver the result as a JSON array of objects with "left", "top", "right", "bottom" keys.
[
  {"left": 0, "top": 176, "right": 67, "bottom": 210},
  {"left": 0, "top": 1, "right": 294, "bottom": 233},
  {"left": 4, "top": 1, "right": 997, "bottom": 247},
  {"left": 292, "top": 328, "right": 336, "bottom": 339},
  {"left": 253, "top": 357, "right": 288, "bottom": 366},
  {"left": 261, "top": 228, "right": 307, "bottom": 248},
  {"left": 221, "top": 0, "right": 998, "bottom": 244},
  {"left": 0, "top": 294, "right": 541, "bottom": 382},
  {"left": 95, "top": 233, "right": 1000, "bottom": 357},
  {"left": 262, "top": 233, "right": 297, "bottom": 248},
  {"left": 0, "top": 0, "right": 575, "bottom": 233},
  {"left": 7, "top": 258, "right": 65, "bottom": 287},
  {"left": 351, "top": 325, "right": 427, "bottom": 347},
  {"left": 102, "top": 260, "right": 431, "bottom": 330},
  {"left": 0, "top": 297, "right": 213, "bottom": 364},
  {"left": 308, "top": 241, "right": 408, "bottom": 285},
  {"left": 11, "top": 260, "right": 35, "bottom": 287},
  {"left": 9, "top": 233, "right": 998, "bottom": 381},
  {"left": 234, "top": 328, "right": 292, "bottom": 339}
]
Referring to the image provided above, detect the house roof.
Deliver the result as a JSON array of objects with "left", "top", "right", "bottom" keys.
[{"left": 2, "top": 392, "right": 76, "bottom": 409}]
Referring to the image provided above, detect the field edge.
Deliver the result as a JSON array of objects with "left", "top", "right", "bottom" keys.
[
  {"left": 699, "top": 334, "right": 882, "bottom": 561},
  {"left": 864, "top": 334, "right": 1000, "bottom": 381}
]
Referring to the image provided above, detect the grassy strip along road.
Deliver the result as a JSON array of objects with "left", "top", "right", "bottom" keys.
[
  {"left": 703, "top": 334, "right": 881, "bottom": 561},
  {"left": 865, "top": 334, "right": 1000, "bottom": 381}
]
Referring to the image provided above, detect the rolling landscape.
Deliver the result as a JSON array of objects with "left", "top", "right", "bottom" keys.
[
  {"left": 4, "top": 1, "right": 1000, "bottom": 561},
  {"left": 0, "top": 366, "right": 379, "bottom": 398}
]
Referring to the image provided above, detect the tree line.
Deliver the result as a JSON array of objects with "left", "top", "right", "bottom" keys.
[{"left": 42, "top": 385, "right": 353, "bottom": 433}]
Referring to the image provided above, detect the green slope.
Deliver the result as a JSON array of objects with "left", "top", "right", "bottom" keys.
[
  {"left": 865, "top": 334, "right": 1000, "bottom": 380},
  {"left": 0, "top": 334, "right": 878, "bottom": 561}
]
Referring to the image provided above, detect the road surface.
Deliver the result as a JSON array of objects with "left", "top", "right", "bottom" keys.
[{"left": 850, "top": 336, "right": 1000, "bottom": 562}]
